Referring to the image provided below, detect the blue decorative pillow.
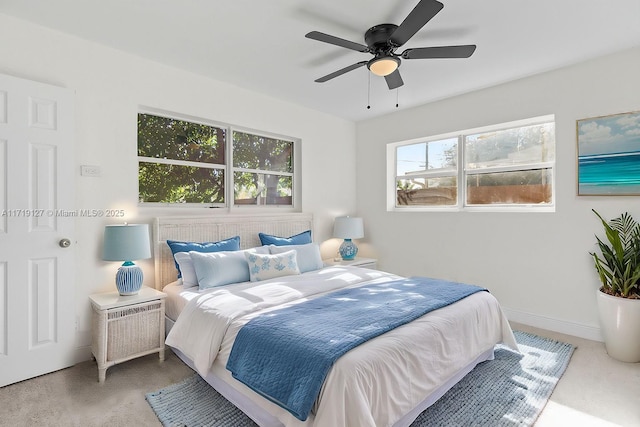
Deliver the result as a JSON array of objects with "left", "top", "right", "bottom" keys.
[
  {"left": 270, "top": 243, "right": 323, "bottom": 273},
  {"left": 245, "top": 250, "right": 301, "bottom": 282},
  {"left": 258, "top": 230, "right": 312, "bottom": 246},
  {"left": 167, "top": 236, "right": 240, "bottom": 277},
  {"left": 189, "top": 250, "right": 249, "bottom": 289}
]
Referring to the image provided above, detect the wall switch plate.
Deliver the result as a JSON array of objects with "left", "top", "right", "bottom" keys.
[{"left": 80, "top": 165, "right": 101, "bottom": 177}]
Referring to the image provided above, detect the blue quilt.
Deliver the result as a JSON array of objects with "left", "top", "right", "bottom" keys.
[{"left": 225, "top": 277, "right": 486, "bottom": 421}]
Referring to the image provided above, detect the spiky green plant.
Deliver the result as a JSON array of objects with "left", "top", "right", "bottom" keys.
[{"left": 591, "top": 209, "right": 640, "bottom": 298}]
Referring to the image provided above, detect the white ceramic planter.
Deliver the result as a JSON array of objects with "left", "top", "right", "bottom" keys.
[{"left": 596, "top": 290, "right": 640, "bottom": 363}]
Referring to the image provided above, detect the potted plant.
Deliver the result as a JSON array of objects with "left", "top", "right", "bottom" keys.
[{"left": 591, "top": 209, "right": 640, "bottom": 362}]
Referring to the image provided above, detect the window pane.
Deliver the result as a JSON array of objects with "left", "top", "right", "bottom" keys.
[
  {"left": 233, "top": 131, "right": 293, "bottom": 173},
  {"left": 465, "top": 123, "right": 554, "bottom": 170},
  {"left": 138, "top": 114, "right": 225, "bottom": 164},
  {"left": 138, "top": 163, "right": 224, "bottom": 203},
  {"left": 396, "top": 177, "right": 457, "bottom": 206},
  {"left": 466, "top": 169, "right": 552, "bottom": 205},
  {"left": 234, "top": 172, "right": 292, "bottom": 206},
  {"left": 396, "top": 138, "right": 457, "bottom": 175}
]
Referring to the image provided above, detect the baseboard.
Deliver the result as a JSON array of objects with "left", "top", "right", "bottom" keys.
[
  {"left": 503, "top": 307, "right": 603, "bottom": 342},
  {"left": 74, "top": 345, "right": 93, "bottom": 364}
]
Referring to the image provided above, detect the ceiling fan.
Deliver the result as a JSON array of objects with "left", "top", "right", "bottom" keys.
[{"left": 305, "top": 0, "right": 476, "bottom": 90}]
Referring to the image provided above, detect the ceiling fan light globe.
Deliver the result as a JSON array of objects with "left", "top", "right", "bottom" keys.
[{"left": 368, "top": 57, "right": 399, "bottom": 77}]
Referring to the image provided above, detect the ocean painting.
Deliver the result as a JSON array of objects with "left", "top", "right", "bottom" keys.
[{"left": 577, "top": 111, "right": 640, "bottom": 195}]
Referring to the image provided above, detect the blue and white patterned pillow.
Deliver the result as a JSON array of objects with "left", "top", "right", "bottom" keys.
[
  {"left": 269, "top": 243, "right": 323, "bottom": 273},
  {"left": 245, "top": 250, "right": 301, "bottom": 282}
]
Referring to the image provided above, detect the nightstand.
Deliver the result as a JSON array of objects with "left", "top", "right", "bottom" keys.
[
  {"left": 89, "top": 287, "right": 167, "bottom": 382},
  {"left": 323, "top": 257, "right": 378, "bottom": 270}
]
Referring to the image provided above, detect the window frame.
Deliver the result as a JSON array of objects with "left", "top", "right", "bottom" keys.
[
  {"left": 137, "top": 107, "right": 301, "bottom": 212},
  {"left": 387, "top": 115, "right": 556, "bottom": 212}
]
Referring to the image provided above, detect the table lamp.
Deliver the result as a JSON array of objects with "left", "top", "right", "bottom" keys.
[
  {"left": 333, "top": 216, "right": 364, "bottom": 261},
  {"left": 103, "top": 223, "right": 152, "bottom": 295}
]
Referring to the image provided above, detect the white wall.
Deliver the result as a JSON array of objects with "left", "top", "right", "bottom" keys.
[
  {"left": 356, "top": 46, "right": 640, "bottom": 341},
  {"left": 0, "top": 14, "right": 358, "bottom": 361}
]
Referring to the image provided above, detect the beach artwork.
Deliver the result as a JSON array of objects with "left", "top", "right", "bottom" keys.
[{"left": 577, "top": 111, "right": 640, "bottom": 195}]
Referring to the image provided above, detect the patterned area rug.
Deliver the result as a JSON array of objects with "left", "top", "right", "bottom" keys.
[{"left": 146, "top": 331, "right": 574, "bottom": 427}]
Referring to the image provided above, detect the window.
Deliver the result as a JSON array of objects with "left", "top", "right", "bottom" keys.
[
  {"left": 396, "top": 137, "right": 458, "bottom": 206},
  {"left": 138, "top": 114, "right": 226, "bottom": 205},
  {"left": 232, "top": 131, "right": 293, "bottom": 206},
  {"left": 389, "top": 116, "right": 555, "bottom": 210},
  {"left": 138, "top": 110, "right": 298, "bottom": 209}
]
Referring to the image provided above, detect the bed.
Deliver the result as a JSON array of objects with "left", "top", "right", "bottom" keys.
[{"left": 154, "top": 214, "right": 517, "bottom": 427}]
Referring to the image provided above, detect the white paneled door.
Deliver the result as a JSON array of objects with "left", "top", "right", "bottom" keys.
[{"left": 0, "top": 73, "right": 75, "bottom": 387}]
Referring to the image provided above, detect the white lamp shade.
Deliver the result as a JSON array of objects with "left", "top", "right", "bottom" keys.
[
  {"left": 103, "top": 224, "right": 151, "bottom": 262},
  {"left": 333, "top": 216, "right": 364, "bottom": 239}
]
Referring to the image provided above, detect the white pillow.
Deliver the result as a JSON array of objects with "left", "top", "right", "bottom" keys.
[
  {"left": 269, "top": 243, "right": 323, "bottom": 273},
  {"left": 245, "top": 250, "right": 301, "bottom": 282},
  {"left": 174, "top": 252, "right": 198, "bottom": 287},
  {"left": 188, "top": 246, "right": 270, "bottom": 289}
]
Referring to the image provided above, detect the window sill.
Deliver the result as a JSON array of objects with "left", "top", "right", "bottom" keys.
[
  {"left": 388, "top": 205, "right": 555, "bottom": 213},
  {"left": 138, "top": 204, "right": 300, "bottom": 217}
]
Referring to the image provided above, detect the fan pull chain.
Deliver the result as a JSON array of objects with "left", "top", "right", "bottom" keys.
[
  {"left": 396, "top": 88, "right": 399, "bottom": 108},
  {"left": 367, "top": 72, "right": 371, "bottom": 110}
]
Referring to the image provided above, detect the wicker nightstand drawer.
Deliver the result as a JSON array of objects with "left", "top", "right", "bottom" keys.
[{"left": 90, "top": 287, "right": 166, "bottom": 382}]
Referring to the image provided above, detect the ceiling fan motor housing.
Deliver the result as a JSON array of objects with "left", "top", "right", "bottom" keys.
[{"left": 364, "top": 24, "right": 399, "bottom": 52}]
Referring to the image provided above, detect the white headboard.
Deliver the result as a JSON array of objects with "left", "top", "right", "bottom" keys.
[{"left": 153, "top": 213, "right": 314, "bottom": 289}]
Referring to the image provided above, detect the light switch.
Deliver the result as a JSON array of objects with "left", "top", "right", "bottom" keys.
[{"left": 81, "top": 165, "right": 101, "bottom": 177}]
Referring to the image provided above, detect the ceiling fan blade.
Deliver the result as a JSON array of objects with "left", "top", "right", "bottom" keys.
[
  {"left": 305, "top": 31, "right": 369, "bottom": 53},
  {"left": 315, "top": 61, "right": 368, "bottom": 83},
  {"left": 385, "top": 69, "right": 404, "bottom": 90},
  {"left": 402, "top": 45, "right": 477, "bottom": 59},
  {"left": 390, "top": 0, "right": 444, "bottom": 47}
]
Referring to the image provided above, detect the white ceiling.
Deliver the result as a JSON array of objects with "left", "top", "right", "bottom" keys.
[{"left": 2, "top": 0, "right": 640, "bottom": 122}]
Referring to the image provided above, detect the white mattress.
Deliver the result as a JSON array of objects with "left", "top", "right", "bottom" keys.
[
  {"left": 163, "top": 280, "right": 201, "bottom": 321},
  {"left": 164, "top": 266, "right": 517, "bottom": 427}
]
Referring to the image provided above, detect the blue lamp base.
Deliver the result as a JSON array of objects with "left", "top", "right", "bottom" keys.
[
  {"left": 339, "top": 238, "right": 358, "bottom": 260},
  {"left": 115, "top": 261, "right": 143, "bottom": 295}
]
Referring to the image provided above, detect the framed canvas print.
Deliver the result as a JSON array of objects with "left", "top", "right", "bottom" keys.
[{"left": 577, "top": 110, "right": 640, "bottom": 195}]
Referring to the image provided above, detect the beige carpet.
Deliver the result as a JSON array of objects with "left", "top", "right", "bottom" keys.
[
  {"left": 0, "top": 323, "right": 639, "bottom": 427},
  {"left": 0, "top": 351, "right": 193, "bottom": 427}
]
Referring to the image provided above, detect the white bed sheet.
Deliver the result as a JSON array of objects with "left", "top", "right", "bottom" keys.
[{"left": 165, "top": 266, "right": 517, "bottom": 427}]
